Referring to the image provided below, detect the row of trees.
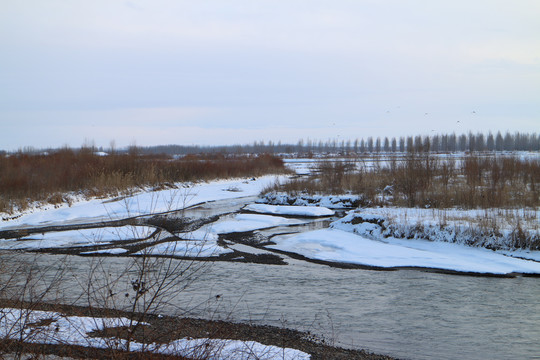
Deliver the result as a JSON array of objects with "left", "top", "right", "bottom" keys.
[
  {"left": 314, "top": 131, "right": 540, "bottom": 154},
  {"left": 138, "top": 131, "right": 539, "bottom": 155}
]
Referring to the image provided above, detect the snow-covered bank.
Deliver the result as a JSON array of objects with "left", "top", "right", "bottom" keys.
[
  {"left": 0, "top": 176, "right": 286, "bottom": 230},
  {"left": 0, "top": 308, "right": 310, "bottom": 360},
  {"left": 265, "top": 207, "right": 540, "bottom": 275},
  {"left": 0, "top": 226, "right": 156, "bottom": 250},
  {"left": 2, "top": 173, "right": 539, "bottom": 275},
  {"left": 268, "top": 228, "right": 540, "bottom": 275},
  {"left": 332, "top": 208, "right": 539, "bottom": 251}
]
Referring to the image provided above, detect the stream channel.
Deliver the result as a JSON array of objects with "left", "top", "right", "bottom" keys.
[{"left": 6, "top": 196, "right": 540, "bottom": 360}]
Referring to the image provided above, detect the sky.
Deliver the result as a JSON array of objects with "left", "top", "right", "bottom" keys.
[{"left": 1, "top": 0, "right": 539, "bottom": 151}]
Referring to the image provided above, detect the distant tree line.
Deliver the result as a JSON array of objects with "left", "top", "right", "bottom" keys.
[
  {"left": 6, "top": 131, "right": 539, "bottom": 156},
  {"left": 136, "top": 131, "right": 539, "bottom": 156}
]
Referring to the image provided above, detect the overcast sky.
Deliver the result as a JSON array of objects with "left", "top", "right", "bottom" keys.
[{"left": 1, "top": 0, "right": 539, "bottom": 150}]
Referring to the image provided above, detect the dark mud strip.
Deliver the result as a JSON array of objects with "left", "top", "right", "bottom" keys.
[
  {"left": 0, "top": 300, "right": 396, "bottom": 360},
  {"left": 0, "top": 218, "right": 141, "bottom": 240}
]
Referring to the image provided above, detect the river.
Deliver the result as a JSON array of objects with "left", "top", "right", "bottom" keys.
[
  {"left": 3, "top": 195, "right": 540, "bottom": 360},
  {"left": 11, "top": 245, "right": 539, "bottom": 360}
]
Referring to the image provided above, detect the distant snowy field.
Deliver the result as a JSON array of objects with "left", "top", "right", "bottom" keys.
[{"left": 282, "top": 152, "right": 540, "bottom": 175}]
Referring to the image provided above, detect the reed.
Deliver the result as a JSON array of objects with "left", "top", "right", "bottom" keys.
[{"left": 0, "top": 150, "right": 288, "bottom": 214}]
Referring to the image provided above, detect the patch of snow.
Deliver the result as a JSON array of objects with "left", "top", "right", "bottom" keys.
[
  {"left": 268, "top": 229, "right": 540, "bottom": 275},
  {"left": 80, "top": 248, "right": 128, "bottom": 255},
  {"left": 0, "top": 308, "right": 310, "bottom": 359},
  {"left": 0, "top": 308, "right": 145, "bottom": 349},
  {"left": 0, "top": 226, "right": 156, "bottom": 250},
  {"left": 244, "top": 204, "right": 334, "bottom": 217},
  {"left": 157, "top": 337, "right": 311, "bottom": 360},
  {"left": 227, "top": 243, "right": 279, "bottom": 256},
  {"left": 134, "top": 240, "right": 232, "bottom": 257},
  {"left": 177, "top": 229, "right": 220, "bottom": 241},
  {"left": 205, "top": 213, "right": 307, "bottom": 234}
]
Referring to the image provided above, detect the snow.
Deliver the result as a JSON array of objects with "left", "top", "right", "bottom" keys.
[
  {"left": 134, "top": 240, "right": 232, "bottom": 257},
  {"left": 259, "top": 192, "right": 365, "bottom": 209},
  {"left": 80, "top": 248, "right": 129, "bottom": 255},
  {"left": 133, "top": 213, "right": 309, "bottom": 257},
  {"left": 0, "top": 308, "right": 145, "bottom": 348},
  {"left": 0, "top": 308, "right": 310, "bottom": 359},
  {"left": 244, "top": 203, "right": 335, "bottom": 217},
  {"left": 332, "top": 208, "right": 539, "bottom": 250},
  {"left": 157, "top": 338, "right": 310, "bottom": 360},
  {"left": 227, "top": 243, "right": 280, "bottom": 256},
  {"left": 1, "top": 175, "right": 286, "bottom": 229},
  {"left": 203, "top": 213, "right": 307, "bottom": 234},
  {"left": 282, "top": 158, "right": 319, "bottom": 175},
  {"left": 0, "top": 226, "right": 156, "bottom": 250},
  {"left": 268, "top": 229, "right": 540, "bottom": 275},
  {"left": 178, "top": 229, "right": 220, "bottom": 241}
]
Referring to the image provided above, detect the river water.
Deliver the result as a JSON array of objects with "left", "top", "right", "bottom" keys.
[
  {"left": 180, "top": 260, "right": 540, "bottom": 360},
  {"left": 13, "top": 248, "right": 539, "bottom": 360}
]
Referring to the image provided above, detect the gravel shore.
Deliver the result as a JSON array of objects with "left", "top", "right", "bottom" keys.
[{"left": 0, "top": 301, "right": 397, "bottom": 360}]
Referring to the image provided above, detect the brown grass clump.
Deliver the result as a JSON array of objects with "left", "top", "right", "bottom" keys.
[{"left": 0, "top": 150, "right": 288, "bottom": 214}]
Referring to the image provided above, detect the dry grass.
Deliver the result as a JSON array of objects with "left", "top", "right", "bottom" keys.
[
  {"left": 270, "top": 152, "right": 540, "bottom": 210},
  {"left": 0, "top": 150, "right": 288, "bottom": 214}
]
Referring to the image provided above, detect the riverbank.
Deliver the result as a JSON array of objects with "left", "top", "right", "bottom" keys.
[{"left": 0, "top": 301, "right": 395, "bottom": 360}]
